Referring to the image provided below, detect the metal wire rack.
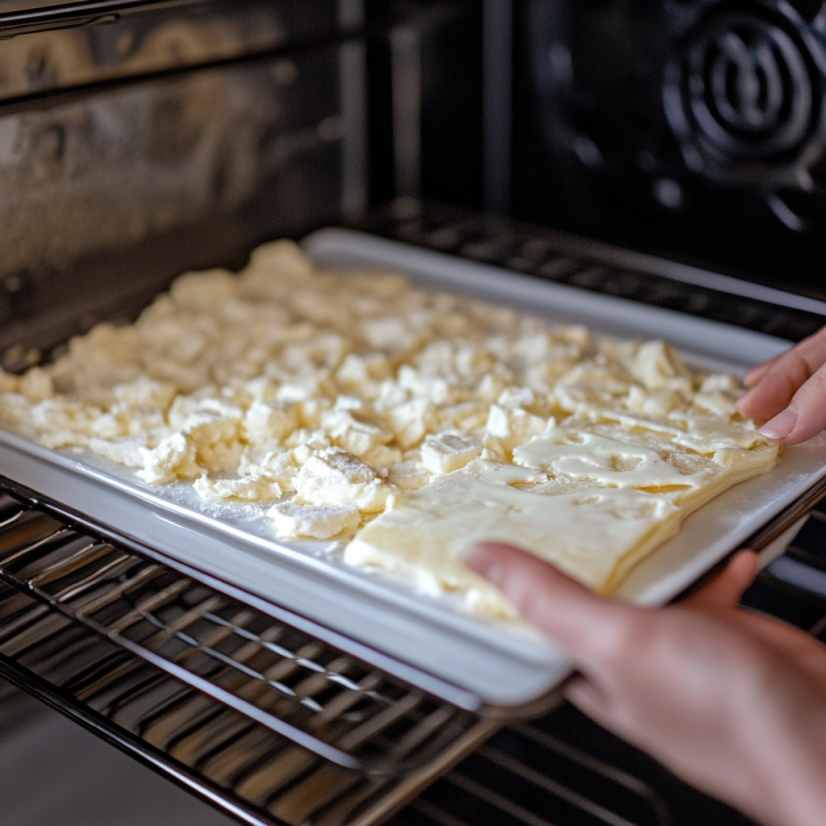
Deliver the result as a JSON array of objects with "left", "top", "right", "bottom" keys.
[
  {"left": 9, "top": 486, "right": 826, "bottom": 825},
  {"left": 355, "top": 200, "right": 826, "bottom": 343},
  {"left": 0, "top": 483, "right": 685, "bottom": 826},
  {"left": 0, "top": 490, "right": 489, "bottom": 778}
]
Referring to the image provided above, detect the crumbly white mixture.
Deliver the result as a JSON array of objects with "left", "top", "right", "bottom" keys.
[{"left": 0, "top": 240, "right": 774, "bottom": 571}]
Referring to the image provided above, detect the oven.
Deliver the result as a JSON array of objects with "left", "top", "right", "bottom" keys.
[{"left": 1, "top": 2, "right": 825, "bottom": 825}]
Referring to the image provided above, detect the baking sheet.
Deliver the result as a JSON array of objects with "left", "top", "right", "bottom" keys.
[{"left": 1, "top": 227, "right": 825, "bottom": 711}]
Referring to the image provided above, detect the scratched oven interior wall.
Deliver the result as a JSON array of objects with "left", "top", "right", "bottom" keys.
[
  {"left": 0, "top": 0, "right": 482, "bottom": 362},
  {"left": 0, "top": 0, "right": 364, "bottom": 358}
]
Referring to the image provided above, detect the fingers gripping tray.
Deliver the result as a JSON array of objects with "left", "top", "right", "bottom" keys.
[{"left": 1, "top": 228, "right": 825, "bottom": 715}]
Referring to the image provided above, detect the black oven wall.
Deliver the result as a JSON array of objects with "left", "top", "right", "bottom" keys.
[
  {"left": 513, "top": 0, "right": 826, "bottom": 289},
  {"left": 364, "top": 0, "right": 483, "bottom": 209}
]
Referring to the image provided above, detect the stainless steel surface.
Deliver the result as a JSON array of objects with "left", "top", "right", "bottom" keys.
[
  {"left": 0, "top": 2, "right": 288, "bottom": 87},
  {"left": 0, "top": 0, "right": 367, "bottom": 347},
  {"left": 0, "top": 2, "right": 216, "bottom": 41}
]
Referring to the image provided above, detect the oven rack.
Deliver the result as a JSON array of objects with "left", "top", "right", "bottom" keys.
[
  {"left": 6, "top": 498, "right": 826, "bottom": 825},
  {"left": 0, "top": 482, "right": 685, "bottom": 826},
  {"left": 354, "top": 200, "right": 826, "bottom": 344},
  {"left": 0, "top": 486, "right": 489, "bottom": 779}
]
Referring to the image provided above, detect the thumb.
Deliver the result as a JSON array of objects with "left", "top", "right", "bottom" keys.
[
  {"left": 466, "top": 542, "right": 635, "bottom": 662},
  {"left": 682, "top": 551, "right": 758, "bottom": 611}
]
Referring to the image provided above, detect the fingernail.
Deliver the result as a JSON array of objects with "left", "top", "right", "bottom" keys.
[{"left": 759, "top": 409, "right": 797, "bottom": 440}]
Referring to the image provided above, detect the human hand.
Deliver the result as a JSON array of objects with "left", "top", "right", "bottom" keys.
[
  {"left": 468, "top": 543, "right": 826, "bottom": 826},
  {"left": 738, "top": 327, "right": 826, "bottom": 444}
]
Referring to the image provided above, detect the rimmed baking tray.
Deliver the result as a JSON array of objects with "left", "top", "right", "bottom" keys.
[{"left": 1, "top": 228, "right": 825, "bottom": 714}]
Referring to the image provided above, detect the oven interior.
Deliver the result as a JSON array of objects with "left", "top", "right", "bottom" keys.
[{"left": 1, "top": 2, "right": 826, "bottom": 825}]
